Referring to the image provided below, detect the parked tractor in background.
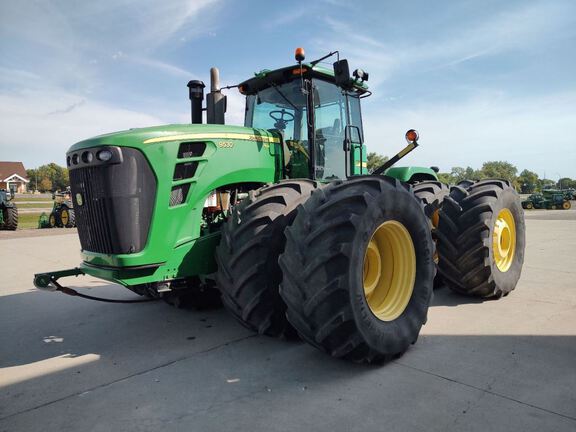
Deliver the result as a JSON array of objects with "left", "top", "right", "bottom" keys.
[
  {"left": 0, "top": 188, "right": 18, "bottom": 230},
  {"left": 35, "top": 49, "right": 526, "bottom": 364},
  {"left": 522, "top": 191, "right": 571, "bottom": 210},
  {"left": 38, "top": 188, "right": 76, "bottom": 228}
]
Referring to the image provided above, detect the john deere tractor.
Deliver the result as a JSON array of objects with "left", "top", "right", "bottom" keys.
[
  {"left": 34, "top": 49, "right": 525, "bottom": 363},
  {"left": 39, "top": 188, "right": 76, "bottom": 228},
  {"left": 1, "top": 188, "right": 18, "bottom": 230},
  {"left": 522, "top": 191, "right": 571, "bottom": 210}
]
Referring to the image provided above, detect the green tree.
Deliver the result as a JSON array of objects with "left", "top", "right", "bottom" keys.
[
  {"left": 34, "top": 163, "right": 69, "bottom": 191},
  {"left": 558, "top": 177, "right": 576, "bottom": 189},
  {"left": 449, "top": 166, "right": 482, "bottom": 183},
  {"left": 518, "top": 169, "right": 539, "bottom": 193},
  {"left": 479, "top": 161, "right": 517, "bottom": 182},
  {"left": 367, "top": 152, "right": 388, "bottom": 173},
  {"left": 538, "top": 178, "right": 556, "bottom": 190},
  {"left": 39, "top": 177, "right": 53, "bottom": 192},
  {"left": 437, "top": 172, "right": 454, "bottom": 184}
]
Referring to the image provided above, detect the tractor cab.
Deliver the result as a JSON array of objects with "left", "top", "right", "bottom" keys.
[{"left": 238, "top": 49, "right": 369, "bottom": 181}]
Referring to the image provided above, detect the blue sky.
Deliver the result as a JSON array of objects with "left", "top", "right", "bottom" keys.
[{"left": 1, "top": 0, "right": 575, "bottom": 179}]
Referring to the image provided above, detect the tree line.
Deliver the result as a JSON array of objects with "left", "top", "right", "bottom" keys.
[
  {"left": 26, "top": 163, "right": 69, "bottom": 192},
  {"left": 367, "top": 152, "right": 574, "bottom": 193}
]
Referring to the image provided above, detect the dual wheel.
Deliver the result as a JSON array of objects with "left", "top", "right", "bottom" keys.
[
  {"left": 216, "top": 177, "right": 525, "bottom": 363},
  {"left": 49, "top": 206, "right": 76, "bottom": 228},
  {"left": 216, "top": 178, "right": 434, "bottom": 362}
]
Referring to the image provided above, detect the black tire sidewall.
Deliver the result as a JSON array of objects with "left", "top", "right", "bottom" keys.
[
  {"left": 489, "top": 188, "right": 526, "bottom": 293},
  {"left": 346, "top": 183, "right": 435, "bottom": 353}
]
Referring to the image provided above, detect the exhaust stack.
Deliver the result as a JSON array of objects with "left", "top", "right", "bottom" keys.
[{"left": 206, "top": 67, "right": 226, "bottom": 124}]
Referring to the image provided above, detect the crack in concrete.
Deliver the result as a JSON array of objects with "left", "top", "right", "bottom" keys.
[
  {"left": 0, "top": 334, "right": 256, "bottom": 422},
  {"left": 394, "top": 361, "right": 576, "bottom": 422}
]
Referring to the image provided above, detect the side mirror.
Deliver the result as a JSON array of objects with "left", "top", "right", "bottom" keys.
[{"left": 333, "top": 59, "right": 352, "bottom": 90}]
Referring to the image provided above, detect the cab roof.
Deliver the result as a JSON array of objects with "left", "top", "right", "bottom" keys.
[{"left": 238, "top": 63, "right": 369, "bottom": 96}]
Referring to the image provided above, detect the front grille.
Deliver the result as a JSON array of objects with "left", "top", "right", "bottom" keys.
[{"left": 69, "top": 147, "right": 156, "bottom": 255}]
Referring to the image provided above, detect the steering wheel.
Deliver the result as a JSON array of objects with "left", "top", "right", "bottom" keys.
[{"left": 269, "top": 109, "right": 294, "bottom": 130}]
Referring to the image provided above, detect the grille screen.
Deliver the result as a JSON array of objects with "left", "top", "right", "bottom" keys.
[
  {"left": 69, "top": 147, "right": 156, "bottom": 254},
  {"left": 170, "top": 184, "right": 191, "bottom": 207},
  {"left": 178, "top": 142, "right": 206, "bottom": 158},
  {"left": 173, "top": 162, "right": 198, "bottom": 180}
]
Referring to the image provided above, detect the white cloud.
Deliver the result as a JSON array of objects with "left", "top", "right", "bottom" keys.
[
  {"left": 0, "top": 89, "right": 165, "bottom": 168},
  {"left": 314, "top": 2, "right": 575, "bottom": 89},
  {"left": 361, "top": 91, "right": 576, "bottom": 176}
]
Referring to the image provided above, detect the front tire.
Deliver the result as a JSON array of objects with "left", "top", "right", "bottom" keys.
[
  {"left": 216, "top": 180, "right": 319, "bottom": 338},
  {"left": 60, "top": 206, "right": 76, "bottom": 227},
  {"left": 49, "top": 212, "right": 57, "bottom": 228},
  {"left": 279, "top": 177, "right": 435, "bottom": 363},
  {"left": 2, "top": 205, "right": 18, "bottom": 230},
  {"left": 436, "top": 179, "right": 525, "bottom": 298}
]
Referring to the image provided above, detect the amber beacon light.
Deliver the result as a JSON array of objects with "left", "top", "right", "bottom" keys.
[{"left": 295, "top": 47, "right": 306, "bottom": 62}]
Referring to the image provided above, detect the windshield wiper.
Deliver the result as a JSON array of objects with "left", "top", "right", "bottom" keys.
[{"left": 270, "top": 84, "right": 300, "bottom": 112}]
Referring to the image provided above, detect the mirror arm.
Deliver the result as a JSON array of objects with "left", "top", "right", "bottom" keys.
[{"left": 372, "top": 141, "right": 419, "bottom": 176}]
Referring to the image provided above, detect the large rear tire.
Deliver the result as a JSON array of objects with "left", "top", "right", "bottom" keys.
[
  {"left": 279, "top": 177, "right": 435, "bottom": 363},
  {"left": 436, "top": 179, "right": 525, "bottom": 298},
  {"left": 60, "top": 206, "right": 76, "bottom": 227},
  {"left": 216, "top": 180, "right": 319, "bottom": 338},
  {"left": 49, "top": 212, "right": 57, "bottom": 228},
  {"left": 2, "top": 205, "right": 18, "bottom": 230},
  {"left": 412, "top": 180, "right": 449, "bottom": 288}
]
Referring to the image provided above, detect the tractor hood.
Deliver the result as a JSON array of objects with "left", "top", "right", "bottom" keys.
[
  {"left": 65, "top": 123, "right": 282, "bottom": 286},
  {"left": 67, "top": 123, "right": 281, "bottom": 155}
]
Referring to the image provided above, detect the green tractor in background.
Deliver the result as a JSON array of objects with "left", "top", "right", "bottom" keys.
[
  {"left": 38, "top": 188, "right": 76, "bottom": 228},
  {"left": 0, "top": 188, "right": 18, "bottom": 230},
  {"left": 34, "top": 49, "right": 526, "bottom": 363},
  {"left": 522, "top": 191, "right": 571, "bottom": 210}
]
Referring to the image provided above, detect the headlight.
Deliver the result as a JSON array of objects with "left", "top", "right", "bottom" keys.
[
  {"left": 82, "top": 151, "right": 93, "bottom": 163},
  {"left": 97, "top": 150, "right": 113, "bottom": 161}
]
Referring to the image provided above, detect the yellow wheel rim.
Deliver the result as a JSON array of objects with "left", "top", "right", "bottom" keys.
[
  {"left": 362, "top": 221, "right": 416, "bottom": 321},
  {"left": 563, "top": 201, "right": 570, "bottom": 209},
  {"left": 493, "top": 208, "right": 516, "bottom": 272},
  {"left": 61, "top": 209, "right": 69, "bottom": 225}
]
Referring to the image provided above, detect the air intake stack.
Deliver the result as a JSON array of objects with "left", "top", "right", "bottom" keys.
[{"left": 187, "top": 80, "right": 205, "bottom": 124}]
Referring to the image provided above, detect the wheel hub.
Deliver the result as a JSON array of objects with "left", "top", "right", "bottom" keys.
[
  {"left": 362, "top": 221, "right": 416, "bottom": 321},
  {"left": 493, "top": 208, "right": 516, "bottom": 272}
]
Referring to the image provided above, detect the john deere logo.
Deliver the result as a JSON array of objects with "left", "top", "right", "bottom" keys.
[{"left": 75, "top": 193, "right": 83, "bottom": 206}]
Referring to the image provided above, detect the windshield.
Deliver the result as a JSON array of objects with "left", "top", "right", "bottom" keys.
[
  {"left": 245, "top": 78, "right": 364, "bottom": 180},
  {"left": 245, "top": 81, "right": 308, "bottom": 141},
  {"left": 245, "top": 81, "right": 310, "bottom": 178}
]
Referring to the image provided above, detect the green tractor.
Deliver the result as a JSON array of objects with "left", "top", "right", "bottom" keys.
[
  {"left": 0, "top": 188, "right": 18, "bottom": 230},
  {"left": 39, "top": 188, "right": 76, "bottom": 228},
  {"left": 34, "top": 49, "right": 526, "bottom": 363},
  {"left": 522, "top": 192, "right": 571, "bottom": 210}
]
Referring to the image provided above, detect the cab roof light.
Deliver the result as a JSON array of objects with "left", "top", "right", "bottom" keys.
[{"left": 295, "top": 47, "right": 305, "bottom": 62}]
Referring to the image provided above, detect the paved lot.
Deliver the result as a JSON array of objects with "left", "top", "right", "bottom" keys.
[{"left": 1, "top": 210, "right": 575, "bottom": 432}]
